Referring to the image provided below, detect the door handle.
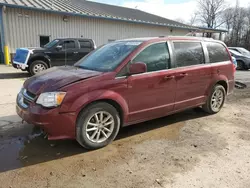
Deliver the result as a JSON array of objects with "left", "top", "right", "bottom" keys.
[
  {"left": 176, "top": 73, "right": 188, "bottom": 78},
  {"left": 74, "top": 52, "right": 79, "bottom": 54},
  {"left": 164, "top": 75, "right": 175, "bottom": 80}
]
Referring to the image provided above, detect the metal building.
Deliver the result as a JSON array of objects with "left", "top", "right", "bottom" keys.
[{"left": 0, "top": 0, "right": 224, "bottom": 64}]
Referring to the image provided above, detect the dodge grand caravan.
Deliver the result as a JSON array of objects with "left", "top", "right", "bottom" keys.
[{"left": 16, "top": 36, "right": 235, "bottom": 149}]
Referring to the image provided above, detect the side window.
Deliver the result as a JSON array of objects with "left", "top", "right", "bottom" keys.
[
  {"left": 174, "top": 42, "right": 205, "bottom": 67},
  {"left": 132, "top": 43, "right": 170, "bottom": 72},
  {"left": 207, "top": 42, "right": 230, "bottom": 63},
  {"left": 62, "top": 40, "right": 76, "bottom": 49},
  {"left": 79, "top": 40, "right": 92, "bottom": 49}
]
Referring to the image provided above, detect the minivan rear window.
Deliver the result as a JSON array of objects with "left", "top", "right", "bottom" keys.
[
  {"left": 207, "top": 42, "right": 230, "bottom": 63},
  {"left": 174, "top": 42, "right": 205, "bottom": 67}
]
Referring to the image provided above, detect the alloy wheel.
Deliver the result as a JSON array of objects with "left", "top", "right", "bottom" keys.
[
  {"left": 33, "top": 63, "right": 46, "bottom": 73},
  {"left": 85, "top": 111, "right": 115, "bottom": 143},
  {"left": 211, "top": 89, "right": 224, "bottom": 112}
]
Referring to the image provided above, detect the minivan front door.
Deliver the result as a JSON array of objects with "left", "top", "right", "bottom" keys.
[
  {"left": 172, "top": 41, "right": 211, "bottom": 111},
  {"left": 125, "top": 42, "right": 177, "bottom": 123}
]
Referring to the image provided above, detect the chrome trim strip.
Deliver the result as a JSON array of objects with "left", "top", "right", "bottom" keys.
[
  {"left": 17, "top": 92, "right": 28, "bottom": 109},
  {"left": 22, "top": 89, "right": 35, "bottom": 102}
]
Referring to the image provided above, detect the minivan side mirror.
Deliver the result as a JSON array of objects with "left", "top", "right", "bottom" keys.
[
  {"left": 129, "top": 62, "right": 147, "bottom": 75},
  {"left": 56, "top": 45, "right": 62, "bottom": 51}
]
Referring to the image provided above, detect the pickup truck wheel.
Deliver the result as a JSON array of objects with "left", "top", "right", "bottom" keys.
[
  {"left": 76, "top": 102, "right": 120, "bottom": 150},
  {"left": 202, "top": 85, "right": 226, "bottom": 114},
  {"left": 29, "top": 60, "right": 48, "bottom": 76}
]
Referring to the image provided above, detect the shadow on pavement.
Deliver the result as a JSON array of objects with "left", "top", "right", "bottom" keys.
[
  {"left": 0, "top": 72, "right": 29, "bottom": 79},
  {"left": 0, "top": 108, "right": 209, "bottom": 173}
]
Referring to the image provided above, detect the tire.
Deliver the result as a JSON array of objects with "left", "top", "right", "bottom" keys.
[
  {"left": 237, "top": 61, "right": 247, "bottom": 70},
  {"left": 29, "top": 60, "right": 48, "bottom": 76},
  {"left": 76, "top": 102, "right": 121, "bottom": 149},
  {"left": 202, "top": 84, "right": 226, "bottom": 114}
]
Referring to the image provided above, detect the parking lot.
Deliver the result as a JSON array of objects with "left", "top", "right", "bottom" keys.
[{"left": 0, "top": 65, "right": 250, "bottom": 188}]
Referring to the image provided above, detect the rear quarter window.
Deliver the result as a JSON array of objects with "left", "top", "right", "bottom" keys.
[{"left": 207, "top": 42, "right": 230, "bottom": 63}]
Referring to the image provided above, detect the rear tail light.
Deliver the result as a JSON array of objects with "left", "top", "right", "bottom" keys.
[
  {"left": 226, "top": 47, "right": 236, "bottom": 73},
  {"left": 233, "top": 63, "right": 236, "bottom": 72}
]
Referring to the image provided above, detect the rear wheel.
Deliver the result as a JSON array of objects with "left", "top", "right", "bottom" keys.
[
  {"left": 29, "top": 60, "right": 48, "bottom": 76},
  {"left": 76, "top": 102, "right": 121, "bottom": 149},
  {"left": 202, "top": 85, "right": 226, "bottom": 114}
]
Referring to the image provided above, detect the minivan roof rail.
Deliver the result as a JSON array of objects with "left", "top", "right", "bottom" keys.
[{"left": 167, "top": 36, "right": 215, "bottom": 41}]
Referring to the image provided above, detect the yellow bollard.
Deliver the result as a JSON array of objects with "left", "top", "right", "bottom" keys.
[{"left": 4, "top": 45, "right": 10, "bottom": 65}]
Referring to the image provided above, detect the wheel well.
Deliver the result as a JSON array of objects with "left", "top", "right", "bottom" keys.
[
  {"left": 236, "top": 60, "right": 245, "bottom": 66},
  {"left": 79, "top": 99, "right": 124, "bottom": 125},
  {"left": 236, "top": 60, "right": 244, "bottom": 63},
  {"left": 28, "top": 56, "right": 50, "bottom": 68},
  {"left": 216, "top": 80, "right": 228, "bottom": 93}
]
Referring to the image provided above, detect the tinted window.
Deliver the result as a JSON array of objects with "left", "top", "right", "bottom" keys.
[
  {"left": 79, "top": 40, "right": 92, "bottom": 48},
  {"left": 62, "top": 41, "right": 76, "bottom": 49},
  {"left": 133, "top": 43, "right": 170, "bottom": 72},
  {"left": 207, "top": 42, "right": 230, "bottom": 63},
  {"left": 174, "top": 42, "right": 204, "bottom": 67},
  {"left": 44, "top": 39, "right": 59, "bottom": 48}
]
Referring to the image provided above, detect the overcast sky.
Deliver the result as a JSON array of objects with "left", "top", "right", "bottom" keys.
[{"left": 90, "top": 0, "right": 250, "bottom": 23}]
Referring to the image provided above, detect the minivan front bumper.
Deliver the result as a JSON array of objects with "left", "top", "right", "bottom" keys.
[
  {"left": 228, "top": 79, "right": 235, "bottom": 94},
  {"left": 16, "top": 92, "right": 77, "bottom": 140}
]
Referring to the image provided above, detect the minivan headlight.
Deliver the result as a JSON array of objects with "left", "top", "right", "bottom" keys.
[{"left": 36, "top": 92, "right": 66, "bottom": 108}]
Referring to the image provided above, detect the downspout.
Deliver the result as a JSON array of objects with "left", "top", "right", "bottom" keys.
[
  {"left": 0, "top": 6, "right": 5, "bottom": 64},
  {"left": 0, "top": 5, "right": 10, "bottom": 65}
]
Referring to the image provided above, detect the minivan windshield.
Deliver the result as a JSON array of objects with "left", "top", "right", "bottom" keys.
[
  {"left": 74, "top": 41, "right": 142, "bottom": 72},
  {"left": 44, "top": 39, "right": 59, "bottom": 48}
]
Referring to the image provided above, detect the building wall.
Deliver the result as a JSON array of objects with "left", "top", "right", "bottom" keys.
[{"left": 3, "top": 7, "right": 190, "bottom": 53}]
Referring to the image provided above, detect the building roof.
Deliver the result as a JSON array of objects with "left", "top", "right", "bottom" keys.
[
  {"left": 0, "top": 0, "right": 195, "bottom": 30},
  {"left": 197, "top": 26, "right": 228, "bottom": 33}
]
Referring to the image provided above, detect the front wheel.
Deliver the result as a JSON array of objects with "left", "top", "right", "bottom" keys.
[
  {"left": 76, "top": 102, "right": 121, "bottom": 149},
  {"left": 202, "top": 85, "right": 226, "bottom": 114},
  {"left": 29, "top": 60, "right": 48, "bottom": 76}
]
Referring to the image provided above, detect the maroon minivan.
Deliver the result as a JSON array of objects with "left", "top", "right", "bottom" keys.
[{"left": 16, "top": 36, "right": 235, "bottom": 149}]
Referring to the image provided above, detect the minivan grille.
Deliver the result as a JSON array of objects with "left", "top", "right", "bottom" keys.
[
  {"left": 26, "top": 90, "right": 36, "bottom": 99},
  {"left": 17, "top": 88, "right": 36, "bottom": 109}
]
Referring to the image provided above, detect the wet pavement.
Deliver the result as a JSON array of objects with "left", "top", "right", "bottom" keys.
[{"left": 0, "top": 107, "right": 207, "bottom": 173}]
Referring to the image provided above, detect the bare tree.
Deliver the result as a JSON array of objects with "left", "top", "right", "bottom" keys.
[
  {"left": 189, "top": 13, "right": 198, "bottom": 26},
  {"left": 223, "top": 0, "right": 250, "bottom": 49},
  {"left": 196, "top": 0, "right": 227, "bottom": 31},
  {"left": 222, "top": 8, "right": 234, "bottom": 31},
  {"left": 230, "top": 0, "right": 247, "bottom": 46},
  {"left": 175, "top": 18, "right": 186, "bottom": 24}
]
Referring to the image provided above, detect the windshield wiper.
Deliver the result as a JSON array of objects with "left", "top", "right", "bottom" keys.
[{"left": 74, "top": 65, "right": 98, "bottom": 72}]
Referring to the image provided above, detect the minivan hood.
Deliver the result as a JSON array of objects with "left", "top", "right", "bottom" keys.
[{"left": 24, "top": 66, "right": 102, "bottom": 94}]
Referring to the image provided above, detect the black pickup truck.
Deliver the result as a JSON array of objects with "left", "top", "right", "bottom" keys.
[{"left": 12, "top": 38, "right": 96, "bottom": 75}]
